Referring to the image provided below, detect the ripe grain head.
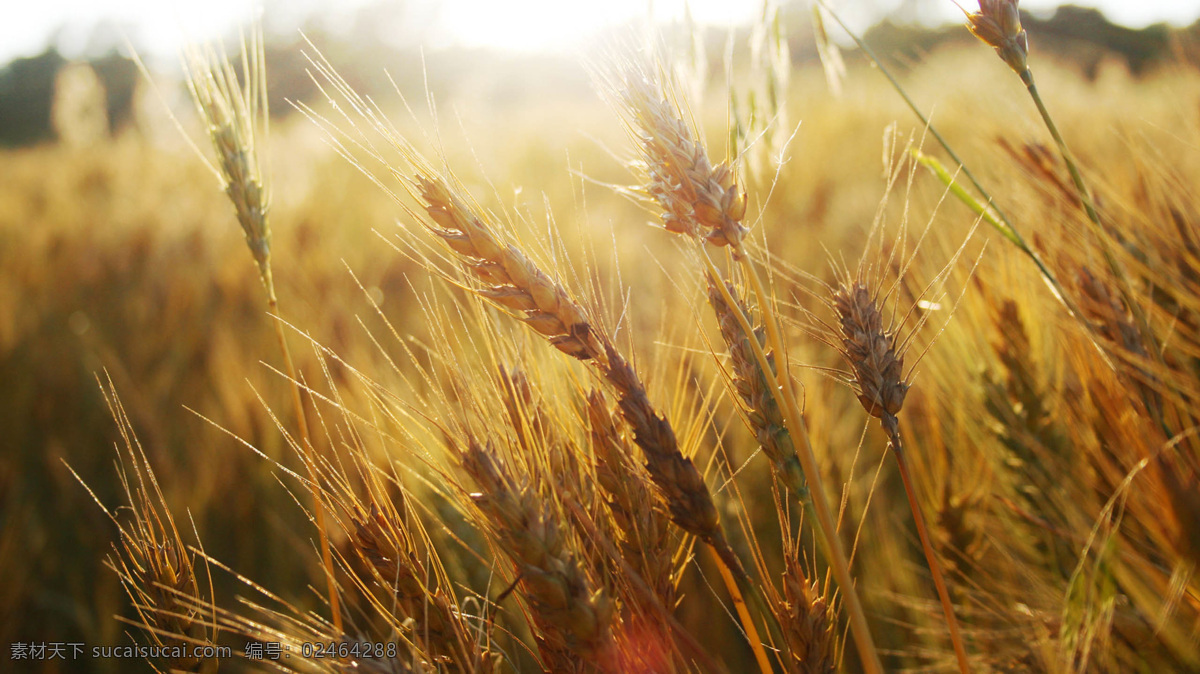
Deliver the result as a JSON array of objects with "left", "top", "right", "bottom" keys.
[
  {"left": 832, "top": 280, "right": 910, "bottom": 428},
  {"left": 600, "top": 58, "right": 749, "bottom": 250},
  {"left": 184, "top": 36, "right": 273, "bottom": 287},
  {"left": 458, "top": 438, "right": 615, "bottom": 671},
  {"left": 964, "top": 0, "right": 1029, "bottom": 74}
]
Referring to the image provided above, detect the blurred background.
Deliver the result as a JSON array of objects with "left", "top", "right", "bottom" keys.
[
  {"left": 4, "top": 1, "right": 1200, "bottom": 672},
  {"left": 3, "top": 0, "right": 1200, "bottom": 151}
]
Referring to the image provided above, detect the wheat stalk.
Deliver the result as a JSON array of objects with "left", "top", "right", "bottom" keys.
[{"left": 183, "top": 33, "right": 342, "bottom": 634}]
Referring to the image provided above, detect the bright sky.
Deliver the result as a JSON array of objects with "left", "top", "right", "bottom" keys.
[{"left": 4, "top": 0, "right": 1199, "bottom": 63}]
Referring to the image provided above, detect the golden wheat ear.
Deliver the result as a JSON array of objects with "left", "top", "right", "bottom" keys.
[
  {"left": 707, "top": 274, "right": 808, "bottom": 500},
  {"left": 183, "top": 36, "right": 273, "bottom": 290},
  {"left": 347, "top": 501, "right": 485, "bottom": 670},
  {"left": 412, "top": 172, "right": 730, "bottom": 549},
  {"left": 831, "top": 280, "right": 910, "bottom": 427},
  {"left": 456, "top": 437, "right": 616, "bottom": 671},
  {"left": 777, "top": 555, "right": 838, "bottom": 674},
  {"left": 585, "top": 389, "right": 679, "bottom": 613},
  {"left": 964, "top": 0, "right": 1028, "bottom": 74},
  {"left": 605, "top": 65, "right": 749, "bottom": 250}
]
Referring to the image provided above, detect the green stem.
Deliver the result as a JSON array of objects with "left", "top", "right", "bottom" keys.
[
  {"left": 815, "top": 1, "right": 1076, "bottom": 319},
  {"left": 1020, "top": 68, "right": 1160, "bottom": 361},
  {"left": 1019, "top": 70, "right": 1102, "bottom": 227}
]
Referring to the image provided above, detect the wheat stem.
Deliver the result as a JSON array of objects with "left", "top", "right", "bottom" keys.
[
  {"left": 709, "top": 544, "right": 773, "bottom": 674},
  {"left": 1020, "top": 69, "right": 1161, "bottom": 365},
  {"left": 265, "top": 286, "right": 342, "bottom": 635},
  {"left": 885, "top": 418, "right": 970, "bottom": 673}
]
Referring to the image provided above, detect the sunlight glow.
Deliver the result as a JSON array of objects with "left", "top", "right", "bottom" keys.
[
  {"left": 5, "top": 0, "right": 1199, "bottom": 62},
  {"left": 439, "top": 0, "right": 755, "bottom": 53}
]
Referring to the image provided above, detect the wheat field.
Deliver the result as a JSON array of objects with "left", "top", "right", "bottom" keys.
[{"left": 4, "top": 4, "right": 1200, "bottom": 672}]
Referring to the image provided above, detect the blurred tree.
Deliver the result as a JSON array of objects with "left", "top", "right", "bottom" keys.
[
  {"left": 0, "top": 49, "right": 66, "bottom": 147},
  {"left": 1036, "top": 5, "right": 1172, "bottom": 77},
  {"left": 0, "top": 42, "right": 136, "bottom": 148},
  {"left": 90, "top": 51, "right": 138, "bottom": 135}
]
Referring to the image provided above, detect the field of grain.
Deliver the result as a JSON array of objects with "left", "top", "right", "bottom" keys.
[{"left": 4, "top": 6, "right": 1200, "bottom": 672}]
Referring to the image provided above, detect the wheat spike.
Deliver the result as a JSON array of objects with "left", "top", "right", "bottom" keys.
[
  {"left": 348, "top": 504, "right": 490, "bottom": 672},
  {"left": 458, "top": 439, "right": 614, "bottom": 672},
  {"left": 708, "top": 275, "right": 808, "bottom": 498},
  {"left": 778, "top": 557, "right": 837, "bottom": 674},
  {"left": 964, "top": 0, "right": 1029, "bottom": 74},
  {"left": 417, "top": 176, "right": 601, "bottom": 362},
  {"left": 586, "top": 390, "right": 678, "bottom": 610},
  {"left": 185, "top": 40, "right": 272, "bottom": 287},
  {"left": 833, "top": 281, "right": 910, "bottom": 425},
  {"left": 615, "top": 71, "right": 749, "bottom": 249},
  {"left": 416, "top": 174, "right": 726, "bottom": 548}
]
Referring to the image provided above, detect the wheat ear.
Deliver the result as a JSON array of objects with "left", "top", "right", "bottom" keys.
[
  {"left": 416, "top": 175, "right": 729, "bottom": 550},
  {"left": 458, "top": 439, "right": 615, "bottom": 672},
  {"left": 65, "top": 377, "right": 216, "bottom": 672},
  {"left": 349, "top": 502, "right": 491, "bottom": 672},
  {"left": 586, "top": 390, "right": 677, "bottom": 611},
  {"left": 779, "top": 556, "right": 837, "bottom": 674},
  {"left": 707, "top": 275, "right": 807, "bottom": 500}
]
